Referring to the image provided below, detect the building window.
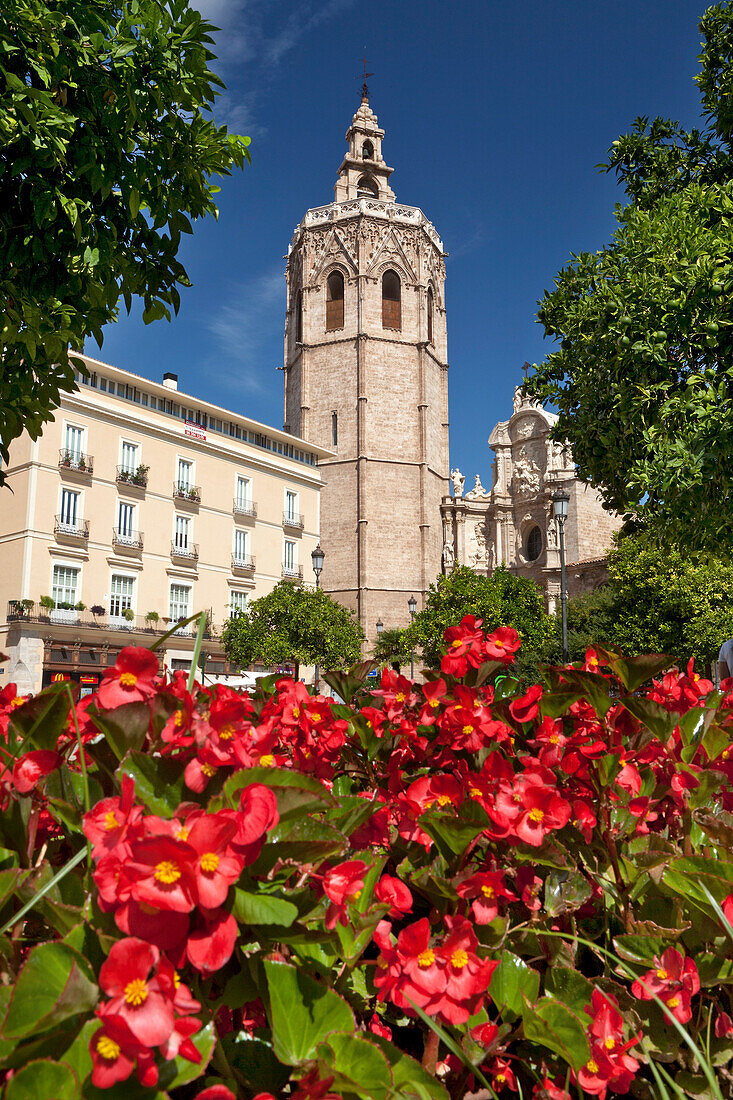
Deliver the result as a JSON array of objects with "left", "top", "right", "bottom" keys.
[
  {"left": 362, "top": 140, "right": 374, "bottom": 159},
  {"left": 357, "top": 175, "right": 378, "bottom": 198},
  {"left": 331, "top": 412, "right": 338, "bottom": 447},
  {"left": 59, "top": 488, "right": 80, "bottom": 527},
  {"left": 230, "top": 590, "right": 248, "bottom": 617},
  {"left": 174, "top": 515, "right": 190, "bottom": 550},
  {"left": 64, "top": 424, "right": 84, "bottom": 457},
  {"left": 427, "top": 286, "right": 434, "bottom": 344},
  {"left": 176, "top": 458, "right": 192, "bottom": 492},
  {"left": 110, "top": 575, "right": 134, "bottom": 618},
  {"left": 52, "top": 564, "right": 79, "bottom": 606},
  {"left": 120, "top": 441, "right": 138, "bottom": 474},
  {"left": 233, "top": 529, "right": 248, "bottom": 562},
  {"left": 169, "top": 584, "right": 191, "bottom": 622},
  {"left": 525, "top": 526, "right": 543, "bottom": 562},
  {"left": 235, "top": 476, "right": 251, "bottom": 508},
  {"left": 295, "top": 288, "right": 303, "bottom": 343},
  {"left": 285, "top": 491, "right": 298, "bottom": 521},
  {"left": 118, "top": 501, "right": 135, "bottom": 538},
  {"left": 382, "top": 270, "right": 401, "bottom": 330},
  {"left": 326, "top": 271, "right": 344, "bottom": 331},
  {"left": 284, "top": 539, "right": 296, "bottom": 571}
]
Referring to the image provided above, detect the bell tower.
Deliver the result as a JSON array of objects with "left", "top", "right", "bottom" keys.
[{"left": 283, "top": 90, "right": 449, "bottom": 640}]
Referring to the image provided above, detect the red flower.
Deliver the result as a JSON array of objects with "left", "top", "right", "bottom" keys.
[
  {"left": 186, "top": 813, "right": 243, "bottom": 909},
  {"left": 489, "top": 1057, "right": 517, "bottom": 1092},
  {"left": 509, "top": 684, "right": 543, "bottom": 723},
  {"left": 435, "top": 916, "right": 498, "bottom": 1024},
  {"left": 631, "top": 947, "right": 699, "bottom": 1023},
  {"left": 368, "top": 1012, "right": 392, "bottom": 1040},
  {"left": 374, "top": 918, "right": 446, "bottom": 1012},
  {"left": 323, "top": 859, "right": 369, "bottom": 929},
  {"left": 186, "top": 907, "right": 238, "bottom": 973},
  {"left": 516, "top": 866, "right": 543, "bottom": 911},
  {"left": 197, "top": 1089, "right": 237, "bottom": 1100},
  {"left": 441, "top": 616, "right": 486, "bottom": 677},
  {"left": 12, "top": 749, "right": 61, "bottom": 793},
  {"left": 375, "top": 875, "right": 413, "bottom": 917},
  {"left": 457, "top": 870, "right": 516, "bottom": 924},
  {"left": 89, "top": 1015, "right": 153, "bottom": 1089},
  {"left": 484, "top": 626, "right": 521, "bottom": 662},
  {"left": 97, "top": 646, "right": 159, "bottom": 709},
  {"left": 127, "top": 835, "right": 198, "bottom": 912},
  {"left": 98, "top": 937, "right": 175, "bottom": 1047}
]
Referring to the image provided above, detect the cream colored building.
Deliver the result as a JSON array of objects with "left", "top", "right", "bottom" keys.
[
  {"left": 0, "top": 354, "right": 330, "bottom": 694},
  {"left": 283, "top": 90, "right": 450, "bottom": 643}
]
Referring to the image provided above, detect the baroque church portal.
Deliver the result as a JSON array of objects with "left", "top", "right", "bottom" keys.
[{"left": 282, "top": 90, "right": 449, "bottom": 640}]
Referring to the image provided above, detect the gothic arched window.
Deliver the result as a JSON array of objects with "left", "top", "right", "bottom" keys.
[
  {"left": 382, "top": 270, "right": 401, "bottom": 331},
  {"left": 326, "top": 271, "right": 344, "bottom": 331},
  {"left": 525, "top": 526, "right": 543, "bottom": 562},
  {"left": 427, "top": 286, "right": 434, "bottom": 344},
  {"left": 295, "top": 288, "right": 303, "bottom": 343},
  {"left": 362, "top": 140, "right": 374, "bottom": 159},
  {"left": 357, "top": 175, "right": 378, "bottom": 198}
]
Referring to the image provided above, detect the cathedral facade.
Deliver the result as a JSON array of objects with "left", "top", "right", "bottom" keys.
[
  {"left": 440, "top": 389, "right": 622, "bottom": 611},
  {"left": 283, "top": 92, "right": 449, "bottom": 640}
]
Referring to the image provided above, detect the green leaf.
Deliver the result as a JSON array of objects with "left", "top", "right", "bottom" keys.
[
  {"left": 3, "top": 942, "right": 98, "bottom": 1039},
  {"left": 618, "top": 696, "right": 677, "bottom": 740},
  {"left": 544, "top": 968, "right": 594, "bottom": 1016},
  {"left": 609, "top": 653, "right": 671, "bottom": 693},
  {"left": 89, "top": 702, "right": 150, "bottom": 760},
  {"left": 58, "top": 1017, "right": 97, "bottom": 1086},
  {"left": 4, "top": 1059, "right": 77, "bottom": 1099},
  {"left": 232, "top": 888, "right": 298, "bottom": 927},
  {"left": 663, "top": 855, "right": 733, "bottom": 908},
  {"left": 543, "top": 870, "right": 592, "bottom": 916},
  {"left": 419, "top": 805, "right": 489, "bottom": 860},
  {"left": 7, "top": 682, "right": 70, "bottom": 752},
  {"left": 264, "top": 960, "right": 355, "bottom": 1065},
  {"left": 224, "top": 766, "right": 332, "bottom": 803},
  {"left": 323, "top": 660, "right": 377, "bottom": 703},
  {"left": 368, "top": 1034, "right": 451, "bottom": 1100},
  {"left": 317, "top": 1031, "right": 393, "bottom": 1100},
  {"left": 260, "top": 817, "right": 347, "bottom": 868},
  {"left": 116, "top": 750, "right": 185, "bottom": 815},
  {"left": 488, "top": 950, "right": 540, "bottom": 1019},
  {"left": 521, "top": 995, "right": 590, "bottom": 1071}
]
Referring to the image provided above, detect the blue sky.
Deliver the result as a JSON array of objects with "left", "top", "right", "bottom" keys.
[{"left": 93, "top": 0, "right": 706, "bottom": 485}]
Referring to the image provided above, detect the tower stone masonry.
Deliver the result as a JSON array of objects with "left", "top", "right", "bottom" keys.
[{"left": 283, "top": 92, "right": 450, "bottom": 640}]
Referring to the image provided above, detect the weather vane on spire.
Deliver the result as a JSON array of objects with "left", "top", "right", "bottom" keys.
[{"left": 361, "top": 52, "right": 374, "bottom": 101}]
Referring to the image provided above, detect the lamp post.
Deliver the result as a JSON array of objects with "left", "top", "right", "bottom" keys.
[
  {"left": 407, "top": 595, "right": 417, "bottom": 679},
  {"left": 311, "top": 544, "right": 325, "bottom": 690},
  {"left": 552, "top": 489, "right": 570, "bottom": 664}
]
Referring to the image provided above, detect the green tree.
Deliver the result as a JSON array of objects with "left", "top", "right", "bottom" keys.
[
  {"left": 526, "top": 2, "right": 733, "bottom": 551},
  {"left": 545, "top": 585, "right": 618, "bottom": 666},
  {"left": 372, "top": 627, "right": 407, "bottom": 667},
  {"left": 221, "top": 582, "right": 365, "bottom": 681},
  {"left": 403, "top": 565, "right": 552, "bottom": 670},
  {"left": 0, "top": 0, "right": 250, "bottom": 479}
]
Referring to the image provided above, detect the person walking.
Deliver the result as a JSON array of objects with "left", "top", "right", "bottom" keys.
[{"left": 718, "top": 638, "right": 733, "bottom": 681}]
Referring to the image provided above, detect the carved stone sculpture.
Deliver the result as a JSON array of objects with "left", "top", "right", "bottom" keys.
[
  {"left": 512, "top": 446, "right": 541, "bottom": 498},
  {"left": 465, "top": 474, "right": 488, "bottom": 500},
  {"left": 450, "top": 468, "right": 465, "bottom": 498},
  {"left": 442, "top": 539, "right": 455, "bottom": 571}
]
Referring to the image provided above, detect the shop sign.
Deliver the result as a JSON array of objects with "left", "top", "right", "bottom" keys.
[
  {"left": 80, "top": 675, "right": 98, "bottom": 685},
  {"left": 184, "top": 421, "right": 206, "bottom": 441},
  {"left": 51, "top": 673, "right": 70, "bottom": 682}
]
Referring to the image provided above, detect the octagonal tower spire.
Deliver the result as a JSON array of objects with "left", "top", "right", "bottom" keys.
[{"left": 334, "top": 92, "right": 395, "bottom": 203}]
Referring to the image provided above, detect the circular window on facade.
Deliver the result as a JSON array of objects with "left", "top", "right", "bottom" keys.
[{"left": 525, "top": 525, "right": 543, "bottom": 562}]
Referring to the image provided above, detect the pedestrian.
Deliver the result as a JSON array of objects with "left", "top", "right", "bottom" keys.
[{"left": 719, "top": 638, "right": 733, "bottom": 681}]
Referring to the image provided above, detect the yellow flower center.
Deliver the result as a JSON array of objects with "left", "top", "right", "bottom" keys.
[
  {"left": 496, "top": 1074, "right": 506, "bottom": 1085},
  {"left": 437, "top": 794, "right": 452, "bottom": 807},
  {"left": 174, "top": 709, "right": 184, "bottom": 727},
  {"left": 176, "top": 825, "right": 190, "bottom": 841},
  {"left": 200, "top": 852, "right": 220, "bottom": 873},
  {"left": 173, "top": 970, "right": 181, "bottom": 988},
  {"left": 429, "top": 699, "right": 439, "bottom": 708},
  {"left": 219, "top": 723, "right": 235, "bottom": 740},
  {"left": 395, "top": 692, "right": 405, "bottom": 703},
  {"left": 462, "top": 724, "right": 474, "bottom": 737},
  {"left": 667, "top": 995, "right": 680, "bottom": 1008},
  {"left": 469, "top": 787, "right": 482, "bottom": 798},
  {"left": 259, "top": 754, "right": 275, "bottom": 767},
  {"left": 451, "top": 949, "right": 469, "bottom": 969},
  {"left": 103, "top": 811, "right": 118, "bottom": 831},
  {"left": 586, "top": 1059, "right": 599, "bottom": 1075},
  {"left": 549, "top": 734, "right": 560, "bottom": 744},
  {"left": 124, "top": 978, "right": 148, "bottom": 1006},
  {"left": 311, "top": 713, "right": 322, "bottom": 722},
  {"left": 481, "top": 884, "right": 495, "bottom": 898},
  {"left": 119, "top": 671, "right": 137, "bottom": 687},
  {"left": 451, "top": 639, "right": 462, "bottom": 648},
  {"left": 604, "top": 1037, "right": 616, "bottom": 1051},
  {"left": 11, "top": 697, "right": 24, "bottom": 708},
  {"left": 292, "top": 707, "right": 300, "bottom": 719},
  {"left": 417, "top": 948, "right": 435, "bottom": 968},
  {"left": 201, "top": 763, "right": 216, "bottom": 777},
  {"left": 154, "top": 860, "right": 181, "bottom": 884},
  {"left": 528, "top": 808, "right": 545, "bottom": 823},
  {"left": 589, "top": 657, "right": 599, "bottom": 667},
  {"left": 97, "top": 1035, "right": 121, "bottom": 1061},
  {"left": 656, "top": 968, "right": 667, "bottom": 980}
]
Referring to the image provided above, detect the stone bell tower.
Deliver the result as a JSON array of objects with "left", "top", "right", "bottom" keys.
[{"left": 283, "top": 88, "right": 450, "bottom": 641}]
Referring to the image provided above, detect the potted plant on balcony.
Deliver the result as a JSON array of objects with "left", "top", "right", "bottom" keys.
[
  {"left": 39, "top": 595, "right": 55, "bottom": 616},
  {"left": 123, "top": 607, "right": 135, "bottom": 623},
  {"left": 188, "top": 488, "right": 199, "bottom": 502},
  {"left": 75, "top": 601, "right": 86, "bottom": 612},
  {"left": 132, "top": 464, "right": 149, "bottom": 487},
  {"left": 90, "top": 604, "right": 105, "bottom": 620}
]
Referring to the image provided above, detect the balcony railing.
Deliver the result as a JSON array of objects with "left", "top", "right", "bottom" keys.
[
  {"left": 5, "top": 601, "right": 218, "bottom": 637},
  {"left": 231, "top": 554, "right": 256, "bottom": 573},
  {"left": 116, "top": 465, "right": 149, "bottom": 489},
  {"left": 54, "top": 516, "right": 89, "bottom": 540},
  {"left": 171, "top": 541, "right": 199, "bottom": 563},
  {"left": 281, "top": 565, "right": 303, "bottom": 581},
  {"left": 233, "top": 499, "right": 257, "bottom": 518},
  {"left": 59, "top": 449, "right": 93, "bottom": 474},
  {"left": 173, "top": 482, "right": 201, "bottom": 504},
  {"left": 283, "top": 511, "right": 304, "bottom": 530},
  {"left": 113, "top": 528, "right": 144, "bottom": 551}
]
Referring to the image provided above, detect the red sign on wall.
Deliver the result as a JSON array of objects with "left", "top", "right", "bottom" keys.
[
  {"left": 80, "top": 675, "right": 98, "bottom": 685},
  {"left": 184, "top": 421, "right": 206, "bottom": 441}
]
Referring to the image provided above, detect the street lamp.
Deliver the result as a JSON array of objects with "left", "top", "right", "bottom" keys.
[
  {"left": 552, "top": 489, "right": 571, "bottom": 664},
  {"left": 311, "top": 544, "right": 325, "bottom": 691},
  {"left": 408, "top": 595, "right": 417, "bottom": 679}
]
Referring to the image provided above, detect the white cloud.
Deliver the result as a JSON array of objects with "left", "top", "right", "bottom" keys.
[{"left": 208, "top": 269, "right": 284, "bottom": 394}]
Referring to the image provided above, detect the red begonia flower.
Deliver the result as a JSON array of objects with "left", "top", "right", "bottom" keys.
[
  {"left": 456, "top": 870, "right": 516, "bottom": 924},
  {"left": 97, "top": 646, "right": 159, "bottom": 709},
  {"left": 98, "top": 937, "right": 175, "bottom": 1047},
  {"left": 375, "top": 875, "right": 413, "bottom": 917},
  {"left": 89, "top": 1014, "right": 143, "bottom": 1088},
  {"left": 186, "top": 813, "right": 243, "bottom": 909},
  {"left": 186, "top": 907, "right": 238, "bottom": 973},
  {"left": 127, "top": 835, "right": 197, "bottom": 912},
  {"left": 197, "top": 1089, "right": 237, "bottom": 1100},
  {"left": 323, "top": 859, "right": 369, "bottom": 929},
  {"left": 509, "top": 683, "right": 543, "bottom": 723},
  {"left": 13, "top": 749, "right": 61, "bottom": 793}
]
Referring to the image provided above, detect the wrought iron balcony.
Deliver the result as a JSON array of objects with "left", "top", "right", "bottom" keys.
[
  {"left": 283, "top": 511, "right": 304, "bottom": 530},
  {"left": 233, "top": 499, "right": 257, "bottom": 518},
  {"left": 281, "top": 565, "right": 303, "bottom": 581},
  {"left": 171, "top": 541, "right": 199, "bottom": 563},
  {"left": 54, "top": 515, "right": 89, "bottom": 540},
  {"left": 116, "top": 465, "right": 149, "bottom": 489},
  {"left": 173, "top": 482, "right": 201, "bottom": 504},
  {"left": 231, "top": 554, "right": 256, "bottom": 573},
  {"left": 58, "top": 449, "right": 93, "bottom": 474},
  {"left": 113, "top": 528, "right": 144, "bottom": 551}
]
